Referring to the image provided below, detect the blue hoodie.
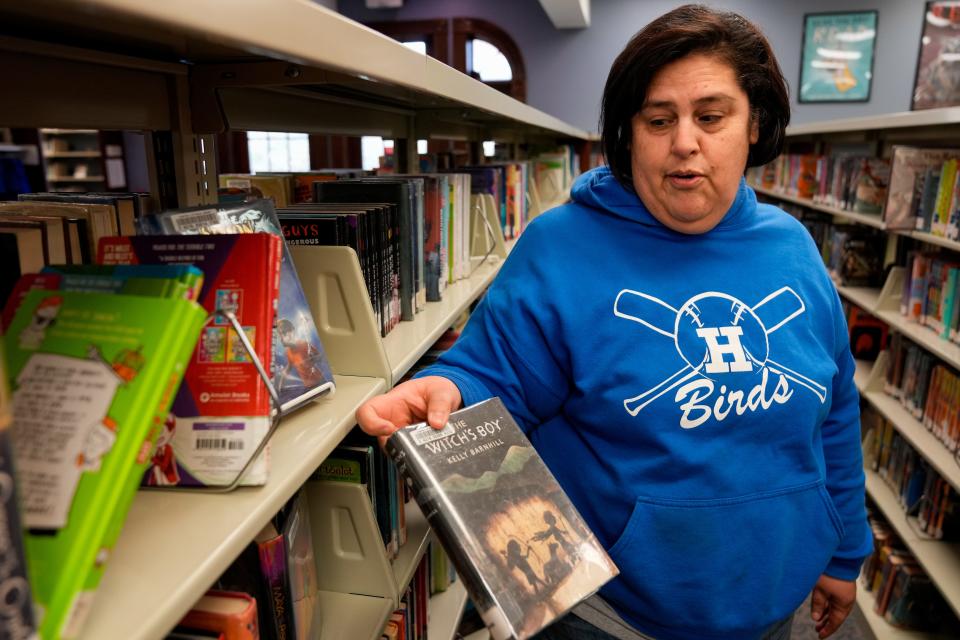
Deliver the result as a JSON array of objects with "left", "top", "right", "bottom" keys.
[{"left": 417, "top": 166, "right": 872, "bottom": 640}]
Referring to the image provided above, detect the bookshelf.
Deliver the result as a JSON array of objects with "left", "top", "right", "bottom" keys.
[
  {"left": 754, "top": 108, "right": 960, "bottom": 636},
  {"left": 0, "top": 1, "right": 587, "bottom": 638},
  {"left": 80, "top": 375, "right": 387, "bottom": 640}
]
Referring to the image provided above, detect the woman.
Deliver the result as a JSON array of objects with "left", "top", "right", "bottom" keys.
[{"left": 357, "top": 6, "right": 870, "bottom": 640}]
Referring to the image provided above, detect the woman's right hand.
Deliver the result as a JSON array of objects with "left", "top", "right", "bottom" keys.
[{"left": 356, "top": 376, "right": 463, "bottom": 447}]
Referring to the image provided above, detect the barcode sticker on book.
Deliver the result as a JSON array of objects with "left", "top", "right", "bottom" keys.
[
  {"left": 169, "top": 209, "right": 221, "bottom": 233},
  {"left": 410, "top": 422, "right": 457, "bottom": 445},
  {"left": 195, "top": 438, "right": 245, "bottom": 451}
]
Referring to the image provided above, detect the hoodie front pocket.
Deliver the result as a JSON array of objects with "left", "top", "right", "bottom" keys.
[{"left": 604, "top": 480, "right": 841, "bottom": 638}]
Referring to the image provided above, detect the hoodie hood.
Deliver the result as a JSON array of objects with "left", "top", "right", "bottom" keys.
[{"left": 570, "top": 165, "right": 757, "bottom": 232}]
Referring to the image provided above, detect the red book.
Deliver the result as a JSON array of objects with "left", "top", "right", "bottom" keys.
[
  {"left": 179, "top": 590, "right": 259, "bottom": 640},
  {"left": 98, "top": 233, "right": 281, "bottom": 486}
]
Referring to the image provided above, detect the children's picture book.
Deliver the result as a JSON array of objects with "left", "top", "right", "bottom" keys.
[
  {"left": 99, "top": 234, "right": 281, "bottom": 487},
  {"left": 4, "top": 289, "right": 206, "bottom": 639},
  {"left": 137, "top": 199, "right": 335, "bottom": 414},
  {"left": 385, "top": 397, "right": 618, "bottom": 640}
]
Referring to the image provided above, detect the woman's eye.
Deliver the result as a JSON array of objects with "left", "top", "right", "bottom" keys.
[
  {"left": 699, "top": 114, "right": 723, "bottom": 124},
  {"left": 649, "top": 118, "right": 670, "bottom": 127}
]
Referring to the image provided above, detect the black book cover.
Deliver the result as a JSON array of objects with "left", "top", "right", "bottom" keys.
[
  {"left": 313, "top": 181, "right": 414, "bottom": 322},
  {"left": 386, "top": 397, "right": 618, "bottom": 640}
]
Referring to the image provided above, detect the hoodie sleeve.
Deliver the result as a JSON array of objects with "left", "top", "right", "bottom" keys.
[
  {"left": 821, "top": 289, "right": 873, "bottom": 580},
  {"left": 413, "top": 218, "right": 571, "bottom": 433}
]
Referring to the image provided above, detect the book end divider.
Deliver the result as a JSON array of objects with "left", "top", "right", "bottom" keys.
[
  {"left": 864, "top": 350, "right": 890, "bottom": 395},
  {"left": 306, "top": 480, "right": 437, "bottom": 640},
  {"left": 289, "top": 245, "right": 392, "bottom": 383},
  {"left": 469, "top": 193, "right": 507, "bottom": 277},
  {"left": 876, "top": 266, "right": 906, "bottom": 313}
]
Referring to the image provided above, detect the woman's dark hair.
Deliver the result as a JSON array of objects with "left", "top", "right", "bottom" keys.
[{"left": 600, "top": 4, "right": 790, "bottom": 189}]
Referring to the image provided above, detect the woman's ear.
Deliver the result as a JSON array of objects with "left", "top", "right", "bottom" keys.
[{"left": 749, "top": 111, "right": 760, "bottom": 144}]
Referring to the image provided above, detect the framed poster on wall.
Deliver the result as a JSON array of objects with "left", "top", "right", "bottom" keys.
[
  {"left": 799, "top": 11, "right": 877, "bottom": 103},
  {"left": 912, "top": 2, "right": 960, "bottom": 110}
]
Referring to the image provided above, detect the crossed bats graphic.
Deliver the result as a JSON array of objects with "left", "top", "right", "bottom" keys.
[{"left": 613, "top": 287, "right": 828, "bottom": 417}]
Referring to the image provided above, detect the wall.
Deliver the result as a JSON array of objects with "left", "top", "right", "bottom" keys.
[{"left": 336, "top": 0, "right": 930, "bottom": 133}]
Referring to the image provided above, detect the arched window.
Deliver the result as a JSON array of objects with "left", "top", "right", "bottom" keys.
[{"left": 368, "top": 17, "right": 526, "bottom": 102}]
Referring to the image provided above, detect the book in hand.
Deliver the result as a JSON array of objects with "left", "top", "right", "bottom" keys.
[{"left": 385, "top": 397, "right": 618, "bottom": 640}]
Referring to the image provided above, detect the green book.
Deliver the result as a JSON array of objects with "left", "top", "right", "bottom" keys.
[{"left": 3, "top": 290, "right": 206, "bottom": 639}]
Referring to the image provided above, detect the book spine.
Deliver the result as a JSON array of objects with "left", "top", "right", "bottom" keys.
[
  {"left": 257, "top": 534, "right": 296, "bottom": 640},
  {"left": 385, "top": 433, "right": 516, "bottom": 640}
]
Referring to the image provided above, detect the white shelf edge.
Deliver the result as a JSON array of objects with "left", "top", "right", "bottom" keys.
[
  {"left": 864, "top": 469, "right": 960, "bottom": 619},
  {"left": 753, "top": 185, "right": 960, "bottom": 253},
  {"left": 855, "top": 585, "right": 935, "bottom": 640},
  {"left": 39, "top": 0, "right": 589, "bottom": 140},
  {"left": 751, "top": 185, "right": 885, "bottom": 229},
  {"left": 786, "top": 107, "right": 960, "bottom": 137},
  {"left": 428, "top": 579, "right": 469, "bottom": 640},
  {"left": 317, "top": 590, "right": 395, "bottom": 640},
  {"left": 854, "top": 359, "right": 873, "bottom": 394},
  {"left": 384, "top": 240, "right": 514, "bottom": 385},
  {"left": 834, "top": 283, "right": 960, "bottom": 372},
  {"left": 79, "top": 374, "right": 388, "bottom": 640},
  {"left": 862, "top": 389, "right": 960, "bottom": 495},
  {"left": 837, "top": 286, "right": 883, "bottom": 316},
  {"left": 873, "top": 309, "right": 960, "bottom": 372},
  {"left": 903, "top": 231, "right": 960, "bottom": 254}
]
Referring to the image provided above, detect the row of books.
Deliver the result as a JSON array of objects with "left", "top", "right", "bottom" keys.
[
  {"left": 862, "top": 404, "right": 960, "bottom": 540},
  {"left": 884, "top": 332, "right": 960, "bottom": 454},
  {"left": 749, "top": 146, "right": 960, "bottom": 238},
  {"left": 861, "top": 507, "right": 959, "bottom": 632},
  {"left": 773, "top": 200, "right": 886, "bottom": 287},
  {"left": 899, "top": 250, "right": 960, "bottom": 342},
  {"left": 380, "top": 554, "right": 435, "bottom": 640},
  {"left": 0, "top": 191, "right": 344, "bottom": 637},
  {"left": 748, "top": 153, "right": 890, "bottom": 215},
  {"left": 167, "top": 488, "right": 321, "bottom": 640}
]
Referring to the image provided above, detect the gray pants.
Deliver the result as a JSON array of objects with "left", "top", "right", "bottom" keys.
[{"left": 533, "top": 595, "right": 794, "bottom": 640}]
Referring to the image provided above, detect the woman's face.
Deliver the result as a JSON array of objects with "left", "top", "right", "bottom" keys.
[{"left": 630, "top": 53, "right": 758, "bottom": 234}]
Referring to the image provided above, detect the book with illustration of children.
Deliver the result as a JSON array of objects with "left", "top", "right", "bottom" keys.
[
  {"left": 3, "top": 288, "right": 206, "bottom": 639},
  {"left": 385, "top": 397, "right": 618, "bottom": 640}
]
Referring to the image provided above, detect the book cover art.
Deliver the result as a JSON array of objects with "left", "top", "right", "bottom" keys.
[
  {"left": 3, "top": 290, "right": 206, "bottom": 639},
  {"left": 386, "top": 398, "right": 618, "bottom": 640},
  {"left": 99, "top": 234, "right": 280, "bottom": 487},
  {"left": 884, "top": 147, "right": 960, "bottom": 229},
  {"left": 137, "top": 199, "right": 335, "bottom": 414}
]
